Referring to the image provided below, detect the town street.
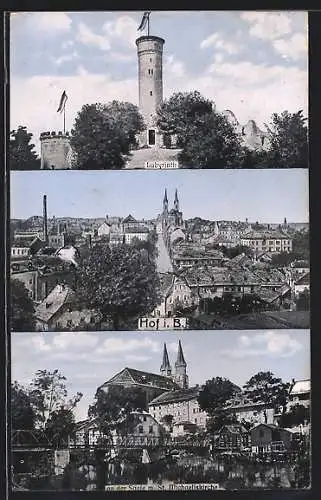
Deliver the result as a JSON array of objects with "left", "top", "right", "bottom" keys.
[{"left": 156, "top": 221, "right": 173, "bottom": 274}]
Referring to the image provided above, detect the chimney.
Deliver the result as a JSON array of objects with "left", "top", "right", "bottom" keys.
[{"left": 43, "top": 195, "right": 48, "bottom": 245}]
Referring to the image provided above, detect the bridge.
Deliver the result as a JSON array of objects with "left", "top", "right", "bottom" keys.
[{"left": 12, "top": 430, "right": 209, "bottom": 453}]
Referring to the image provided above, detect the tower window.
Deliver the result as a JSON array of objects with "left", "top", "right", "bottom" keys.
[{"left": 150, "top": 91, "right": 153, "bottom": 96}]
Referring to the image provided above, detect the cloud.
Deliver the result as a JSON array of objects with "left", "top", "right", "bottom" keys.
[
  {"left": 30, "top": 335, "right": 52, "bottom": 352},
  {"left": 61, "top": 40, "right": 75, "bottom": 50},
  {"left": 164, "top": 55, "right": 186, "bottom": 78},
  {"left": 95, "top": 336, "right": 160, "bottom": 356},
  {"left": 241, "top": 12, "right": 293, "bottom": 41},
  {"left": 273, "top": 32, "right": 307, "bottom": 61},
  {"left": 124, "top": 354, "right": 152, "bottom": 363},
  {"left": 240, "top": 12, "right": 307, "bottom": 62},
  {"left": 52, "top": 332, "right": 100, "bottom": 349},
  {"left": 27, "top": 12, "right": 72, "bottom": 34},
  {"left": 221, "top": 331, "right": 303, "bottom": 359},
  {"left": 52, "top": 51, "right": 79, "bottom": 66},
  {"left": 103, "top": 15, "right": 138, "bottom": 48},
  {"left": 200, "top": 33, "right": 241, "bottom": 55},
  {"left": 76, "top": 22, "right": 110, "bottom": 51},
  {"left": 76, "top": 16, "right": 138, "bottom": 53}
]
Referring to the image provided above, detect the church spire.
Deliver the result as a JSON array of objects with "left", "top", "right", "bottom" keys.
[
  {"left": 175, "top": 339, "right": 186, "bottom": 367},
  {"left": 163, "top": 188, "right": 168, "bottom": 215},
  {"left": 174, "top": 188, "right": 179, "bottom": 212},
  {"left": 160, "top": 343, "right": 172, "bottom": 376},
  {"left": 174, "top": 340, "right": 188, "bottom": 389}
]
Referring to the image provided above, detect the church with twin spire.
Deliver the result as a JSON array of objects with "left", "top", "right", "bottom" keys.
[
  {"left": 162, "top": 188, "right": 184, "bottom": 228},
  {"left": 98, "top": 340, "right": 208, "bottom": 432},
  {"left": 160, "top": 340, "right": 188, "bottom": 389}
]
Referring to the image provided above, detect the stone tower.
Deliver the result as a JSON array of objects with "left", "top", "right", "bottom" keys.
[
  {"left": 160, "top": 343, "right": 172, "bottom": 377},
  {"left": 40, "top": 131, "right": 72, "bottom": 169},
  {"left": 136, "top": 35, "right": 165, "bottom": 147},
  {"left": 174, "top": 340, "right": 189, "bottom": 389}
]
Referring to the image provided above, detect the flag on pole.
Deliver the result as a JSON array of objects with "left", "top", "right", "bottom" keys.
[
  {"left": 137, "top": 11, "right": 151, "bottom": 31},
  {"left": 57, "top": 90, "right": 68, "bottom": 113}
]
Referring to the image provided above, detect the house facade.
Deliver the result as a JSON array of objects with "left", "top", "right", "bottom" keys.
[
  {"left": 250, "top": 424, "right": 292, "bottom": 454},
  {"left": 241, "top": 231, "right": 293, "bottom": 253}
]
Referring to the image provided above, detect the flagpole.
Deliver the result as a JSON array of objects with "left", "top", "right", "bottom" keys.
[
  {"left": 147, "top": 13, "right": 150, "bottom": 36},
  {"left": 63, "top": 106, "right": 66, "bottom": 134}
]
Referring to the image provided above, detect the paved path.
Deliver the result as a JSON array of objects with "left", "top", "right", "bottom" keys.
[
  {"left": 155, "top": 221, "right": 173, "bottom": 274},
  {"left": 125, "top": 148, "right": 182, "bottom": 169}
]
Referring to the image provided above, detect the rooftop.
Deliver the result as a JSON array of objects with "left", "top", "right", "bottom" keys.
[
  {"left": 242, "top": 231, "right": 290, "bottom": 240},
  {"left": 149, "top": 387, "right": 199, "bottom": 406},
  {"left": 290, "top": 379, "right": 310, "bottom": 395},
  {"left": 100, "top": 367, "right": 180, "bottom": 392},
  {"left": 295, "top": 273, "right": 310, "bottom": 286},
  {"left": 35, "top": 284, "right": 75, "bottom": 323}
]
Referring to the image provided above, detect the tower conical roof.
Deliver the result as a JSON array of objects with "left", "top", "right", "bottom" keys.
[
  {"left": 160, "top": 343, "right": 171, "bottom": 371},
  {"left": 174, "top": 189, "right": 178, "bottom": 201},
  {"left": 175, "top": 340, "right": 186, "bottom": 366},
  {"left": 163, "top": 189, "right": 168, "bottom": 203}
]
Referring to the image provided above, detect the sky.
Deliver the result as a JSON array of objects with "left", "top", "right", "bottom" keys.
[
  {"left": 10, "top": 169, "right": 309, "bottom": 223},
  {"left": 10, "top": 11, "right": 308, "bottom": 155},
  {"left": 11, "top": 329, "right": 310, "bottom": 421}
]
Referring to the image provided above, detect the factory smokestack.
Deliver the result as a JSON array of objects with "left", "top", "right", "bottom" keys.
[{"left": 43, "top": 195, "right": 48, "bottom": 244}]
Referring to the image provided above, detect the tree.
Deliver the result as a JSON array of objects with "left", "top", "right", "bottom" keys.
[
  {"left": 240, "top": 148, "right": 270, "bottom": 169},
  {"left": 74, "top": 242, "right": 160, "bottom": 329},
  {"left": 156, "top": 91, "right": 244, "bottom": 168},
  {"left": 156, "top": 91, "right": 213, "bottom": 140},
  {"left": 88, "top": 385, "right": 147, "bottom": 440},
  {"left": 179, "top": 112, "right": 245, "bottom": 168},
  {"left": 279, "top": 404, "right": 310, "bottom": 428},
  {"left": 10, "top": 126, "right": 40, "bottom": 170},
  {"left": 102, "top": 101, "right": 145, "bottom": 149},
  {"left": 265, "top": 110, "right": 308, "bottom": 168},
  {"left": 11, "top": 381, "right": 36, "bottom": 430},
  {"left": 243, "top": 371, "right": 290, "bottom": 423},
  {"left": 292, "top": 230, "right": 309, "bottom": 260},
  {"left": 161, "top": 414, "right": 174, "bottom": 427},
  {"left": 198, "top": 377, "right": 241, "bottom": 433},
  {"left": 45, "top": 408, "right": 77, "bottom": 447},
  {"left": 70, "top": 102, "right": 145, "bottom": 169},
  {"left": 29, "top": 369, "right": 82, "bottom": 429},
  {"left": 271, "top": 252, "right": 295, "bottom": 268},
  {"left": 10, "top": 279, "right": 35, "bottom": 331}
]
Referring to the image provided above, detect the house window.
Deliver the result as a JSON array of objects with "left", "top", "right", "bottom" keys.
[
  {"left": 143, "top": 416, "right": 147, "bottom": 422},
  {"left": 259, "top": 429, "right": 264, "bottom": 437},
  {"left": 149, "top": 426, "right": 154, "bottom": 434},
  {"left": 150, "top": 91, "right": 153, "bottom": 96},
  {"left": 150, "top": 58, "right": 152, "bottom": 62},
  {"left": 138, "top": 426, "right": 144, "bottom": 434},
  {"left": 194, "top": 418, "right": 197, "bottom": 423}
]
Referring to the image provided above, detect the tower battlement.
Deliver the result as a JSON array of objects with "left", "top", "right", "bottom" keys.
[
  {"left": 39, "top": 131, "right": 72, "bottom": 169},
  {"left": 40, "top": 130, "right": 70, "bottom": 140},
  {"left": 136, "top": 36, "right": 165, "bottom": 52}
]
